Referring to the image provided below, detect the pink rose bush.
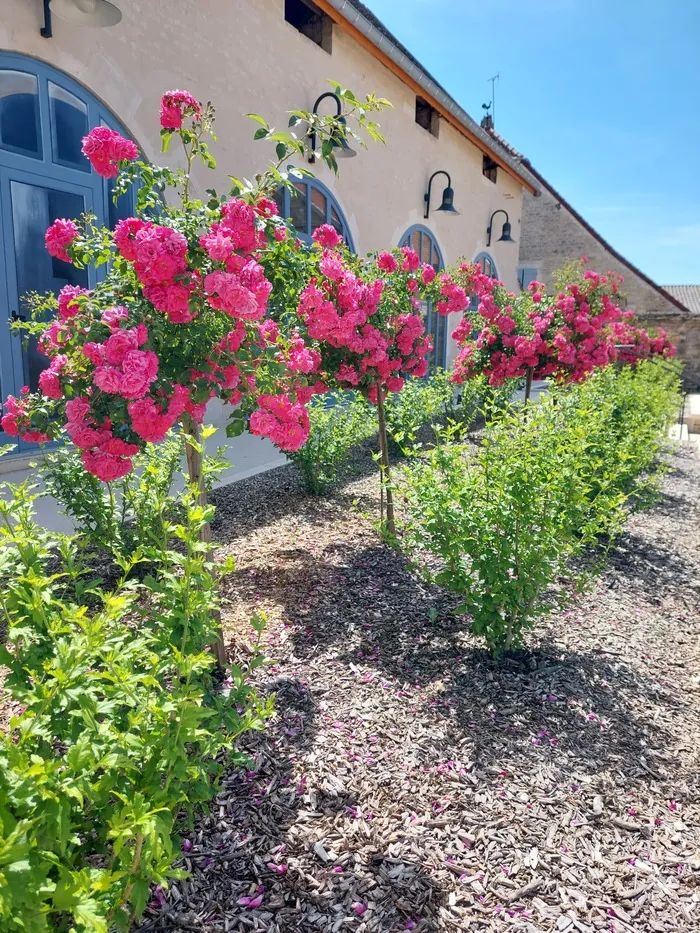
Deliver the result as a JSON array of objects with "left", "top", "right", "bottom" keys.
[
  {"left": 2, "top": 86, "right": 400, "bottom": 482},
  {"left": 1, "top": 91, "right": 355, "bottom": 481},
  {"left": 611, "top": 313, "right": 676, "bottom": 365},
  {"left": 276, "top": 238, "right": 467, "bottom": 405},
  {"left": 450, "top": 261, "right": 675, "bottom": 389}
]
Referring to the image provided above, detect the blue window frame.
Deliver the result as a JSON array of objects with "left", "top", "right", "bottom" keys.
[
  {"left": 469, "top": 251, "right": 499, "bottom": 310},
  {"left": 0, "top": 52, "right": 135, "bottom": 451},
  {"left": 518, "top": 267, "right": 538, "bottom": 290},
  {"left": 274, "top": 178, "right": 354, "bottom": 251},
  {"left": 399, "top": 224, "right": 445, "bottom": 370},
  {"left": 474, "top": 251, "right": 498, "bottom": 279}
]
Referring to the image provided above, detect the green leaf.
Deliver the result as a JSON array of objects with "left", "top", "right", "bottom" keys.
[{"left": 226, "top": 419, "right": 245, "bottom": 438}]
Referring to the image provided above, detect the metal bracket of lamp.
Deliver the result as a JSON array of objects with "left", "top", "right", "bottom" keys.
[
  {"left": 308, "top": 92, "right": 356, "bottom": 164},
  {"left": 42, "top": 0, "right": 122, "bottom": 36},
  {"left": 424, "top": 170, "right": 458, "bottom": 218},
  {"left": 486, "top": 209, "right": 515, "bottom": 246}
]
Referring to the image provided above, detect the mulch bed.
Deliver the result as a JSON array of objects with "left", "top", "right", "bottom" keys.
[{"left": 139, "top": 442, "right": 700, "bottom": 933}]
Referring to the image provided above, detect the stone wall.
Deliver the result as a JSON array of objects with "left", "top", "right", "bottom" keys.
[{"left": 519, "top": 184, "right": 700, "bottom": 388}]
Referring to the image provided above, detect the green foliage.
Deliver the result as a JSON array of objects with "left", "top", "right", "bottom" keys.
[
  {"left": 0, "top": 465, "right": 271, "bottom": 931},
  {"left": 289, "top": 391, "right": 374, "bottom": 494},
  {"left": 446, "top": 375, "right": 514, "bottom": 435},
  {"left": 384, "top": 369, "right": 455, "bottom": 454},
  {"left": 40, "top": 433, "right": 228, "bottom": 563},
  {"left": 401, "top": 360, "right": 680, "bottom": 656},
  {"left": 383, "top": 371, "right": 515, "bottom": 454}
]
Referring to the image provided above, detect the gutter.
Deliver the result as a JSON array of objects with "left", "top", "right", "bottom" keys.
[{"left": 317, "top": 0, "right": 538, "bottom": 194}]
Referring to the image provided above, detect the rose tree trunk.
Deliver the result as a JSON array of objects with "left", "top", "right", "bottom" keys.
[{"left": 183, "top": 417, "right": 227, "bottom": 671}]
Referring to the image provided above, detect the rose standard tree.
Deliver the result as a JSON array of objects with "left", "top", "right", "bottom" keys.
[
  {"left": 0, "top": 86, "right": 390, "bottom": 666},
  {"left": 449, "top": 261, "right": 675, "bottom": 396},
  {"left": 259, "top": 228, "right": 469, "bottom": 535}
]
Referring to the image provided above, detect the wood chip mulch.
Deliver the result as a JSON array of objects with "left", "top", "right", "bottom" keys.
[{"left": 139, "top": 442, "right": 700, "bottom": 933}]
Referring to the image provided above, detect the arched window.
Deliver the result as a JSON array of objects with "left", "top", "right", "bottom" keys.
[
  {"left": 274, "top": 178, "right": 354, "bottom": 251},
  {"left": 469, "top": 252, "right": 499, "bottom": 311},
  {"left": 0, "top": 52, "right": 135, "bottom": 448},
  {"left": 474, "top": 251, "right": 498, "bottom": 279},
  {"left": 399, "top": 225, "right": 445, "bottom": 370}
]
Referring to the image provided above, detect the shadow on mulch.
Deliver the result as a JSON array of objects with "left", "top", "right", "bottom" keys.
[
  {"left": 209, "top": 440, "right": 381, "bottom": 546},
  {"left": 225, "top": 539, "right": 681, "bottom": 788},
  {"left": 604, "top": 529, "right": 693, "bottom": 601},
  {"left": 209, "top": 420, "right": 466, "bottom": 546},
  {"left": 140, "top": 674, "right": 446, "bottom": 932}
]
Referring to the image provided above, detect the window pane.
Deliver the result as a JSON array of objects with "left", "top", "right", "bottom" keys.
[
  {"left": 49, "top": 81, "right": 89, "bottom": 171},
  {"left": 290, "top": 182, "right": 307, "bottom": 232},
  {"left": 273, "top": 185, "right": 286, "bottom": 218},
  {"left": 0, "top": 70, "right": 41, "bottom": 158},
  {"left": 412, "top": 231, "right": 420, "bottom": 254},
  {"left": 310, "top": 187, "right": 326, "bottom": 233},
  {"left": 421, "top": 234, "right": 432, "bottom": 265},
  {"left": 330, "top": 205, "right": 343, "bottom": 236},
  {"left": 10, "top": 181, "right": 88, "bottom": 393},
  {"left": 435, "top": 313, "right": 447, "bottom": 367},
  {"left": 108, "top": 177, "right": 134, "bottom": 229}
]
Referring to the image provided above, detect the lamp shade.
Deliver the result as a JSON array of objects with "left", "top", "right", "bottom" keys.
[
  {"left": 437, "top": 185, "right": 458, "bottom": 214},
  {"left": 497, "top": 221, "right": 515, "bottom": 242},
  {"left": 49, "top": 0, "right": 122, "bottom": 27}
]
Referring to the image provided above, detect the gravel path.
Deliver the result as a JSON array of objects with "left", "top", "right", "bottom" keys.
[{"left": 141, "top": 442, "right": 700, "bottom": 933}]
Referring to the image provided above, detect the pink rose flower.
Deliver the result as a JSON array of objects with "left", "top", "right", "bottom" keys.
[
  {"left": 81, "top": 126, "right": 138, "bottom": 178},
  {"left": 93, "top": 365, "right": 123, "bottom": 395},
  {"left": 38, "top": 370, "right": 62, "bottom": 399},
  {"left": 81, "top": 448, "right": 134, "bottom": 481},
  {"left": 160, "top": 89, "right": 202, "bottom": 130},
  {"left": 45, "top": 219, "right": 79, "bottom": 262},
  {"left": 312, "top": 224, "right": 342, "bottom": 250},
  {"left": 57, "top": 285, "right": 89, "bottom": 320},
  {"left": 377, "top": 251, "right": 398, "bottom": 273}
]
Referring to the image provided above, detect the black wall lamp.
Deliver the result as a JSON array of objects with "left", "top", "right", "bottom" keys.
[
  {"left": 486, "top": 209, "right": 515, "bottom": 246},
  {"left": 424, "top": 170, "right": 458, "bottom": 218},
  {"left": 308, "top": 92, "right": 356, "bottom": 164}
]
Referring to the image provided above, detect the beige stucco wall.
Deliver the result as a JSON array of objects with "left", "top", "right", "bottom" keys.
[
  {"left": 519, "top": 185, "right": 699, "bottom": 387},
  {"left": 1, "top": 0, "right": 524, "bottom": 371}
]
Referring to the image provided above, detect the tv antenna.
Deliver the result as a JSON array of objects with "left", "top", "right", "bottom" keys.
[{"left": 482, "top": 72, "right": 500, "bottom": 127}]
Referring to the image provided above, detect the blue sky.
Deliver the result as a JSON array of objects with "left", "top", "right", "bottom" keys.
[{"left": 366, "top": 0, "right": 700, "bottom": 285}]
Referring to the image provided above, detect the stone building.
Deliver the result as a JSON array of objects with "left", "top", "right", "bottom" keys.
[{"left": 0, "top": 0, "right": 532, "bottom": 506}]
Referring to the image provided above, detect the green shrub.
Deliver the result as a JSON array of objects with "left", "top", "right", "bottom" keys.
[
  {"left": 289, "top": 391, "right": 374, "bottom": 494},
  {"left": 401, "top": 360, "right": 680, "bottom": 655},
  {"left": 40, "top": 432, "right": 226, "bottom": 562},
  {"left": 445, "top": 374, "right": 514, "bottom": 435},
  {"left": 0, "top": 465, "right": 271, "bottom": 931},
  {"left": 384, "top": 369, "right": 456, "bottom": 454}
]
